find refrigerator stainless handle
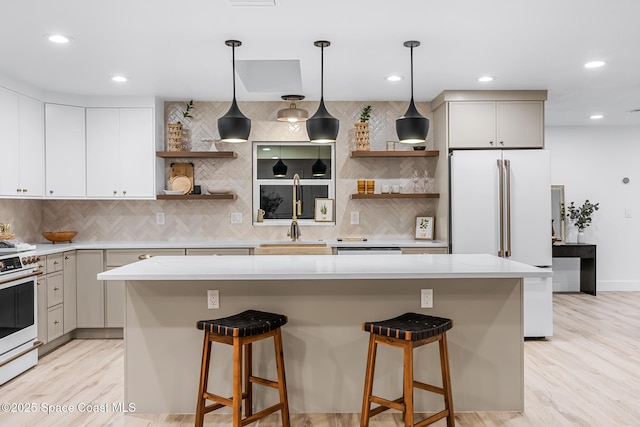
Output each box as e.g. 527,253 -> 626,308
505,159 -> 512,257
497,159 -> 505,257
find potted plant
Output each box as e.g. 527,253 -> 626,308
355,105 -> 372,151
320,203 -> 328,219
566,199 -> 599,243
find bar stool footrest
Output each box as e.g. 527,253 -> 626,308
243,403 -> 284,425
415,409 -> 450,427
249,375 -> 279,389
414,380 -> 445,395
203,391 -> 233,407
370,395 -> 405,412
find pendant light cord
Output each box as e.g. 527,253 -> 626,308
410,44 -> 414,103
320,44 -> 324,101
231,44 -> 236,100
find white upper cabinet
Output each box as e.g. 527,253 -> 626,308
0,88 -> 44,198
86,107 -> 154,199
45,104 -> 87,198
448,100 -> 544,149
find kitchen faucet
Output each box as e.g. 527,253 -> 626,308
289,173 -> 302,241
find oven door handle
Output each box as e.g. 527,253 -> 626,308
0,270 -> 42,286
0,341 -> 43,369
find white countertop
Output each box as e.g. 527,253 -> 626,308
97,253 -> 550,281
33,239 -> 447,256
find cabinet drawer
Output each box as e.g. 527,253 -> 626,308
401,247 -> 448,254
47,304 -> 64,341
106,248 -> 185,267
186,248 -> 251,256
46,271 -> 64,307
46,253 -> 63,273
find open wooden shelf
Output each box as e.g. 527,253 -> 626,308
156,193 -> 237,200
350,150 -> 439,158
156,151 -> 237,158
350,193 -> 439,200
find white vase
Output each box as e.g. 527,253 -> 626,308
577,231 -> 586,244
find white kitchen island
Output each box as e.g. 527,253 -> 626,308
97,253 -> 550,415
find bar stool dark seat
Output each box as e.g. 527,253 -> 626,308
195,309 -> 290,427
360,312 -> 455,427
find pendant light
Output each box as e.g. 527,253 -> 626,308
311,147 -> 327,177
272,147 -> 288,177
306,40 -> 339,143
396,40 -> 429,144
277,95 -> 309,122
218,40 -> 251,143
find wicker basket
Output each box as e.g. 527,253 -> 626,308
355,122 -> 370,151
167,122 -> 184,151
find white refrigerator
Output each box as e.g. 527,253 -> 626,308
450,149 -> 553,337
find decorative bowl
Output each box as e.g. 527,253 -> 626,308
42,231 -> 77,244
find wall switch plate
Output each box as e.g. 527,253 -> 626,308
421,289 -> 433,308
156,212 -> 165,225
350,211 -> 360,225
207,290 -> 219,309
230,212 -> 242,224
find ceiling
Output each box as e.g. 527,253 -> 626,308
1,0 -> 639,126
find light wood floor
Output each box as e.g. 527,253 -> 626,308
1,292 -> 639,426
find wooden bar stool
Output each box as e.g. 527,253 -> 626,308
195,310 -> 290,427
361,312 -> 455,427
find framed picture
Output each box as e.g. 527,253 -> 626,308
415,216 -> 434,240
314,198 -> 334,222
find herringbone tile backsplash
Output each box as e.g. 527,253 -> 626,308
4,101 -> 440,243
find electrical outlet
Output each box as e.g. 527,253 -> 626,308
351,211 -> 360,225
156,212 -> 165,225
207,290 -> 219,309
230,212 -> 242,224
421,289 -> 433,308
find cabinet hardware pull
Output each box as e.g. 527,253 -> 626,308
123,190 -> 127,196
138,254 -> 152,260
489,141 -> 494,145
53,261 -> 59,265
16,189 -> 22,193
54,287 -> 60,291
113,191 -> 117,195
49,190 -> 54,194
22,189 -> 27,192
64,256 -> 69,260
499,141 -> 504,145
54,320 -> 59,324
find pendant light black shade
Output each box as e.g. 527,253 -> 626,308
312,158 -> 327,177
306,41 -> 339,143
218,40 -> 251,143
272,159 -> 288,177
396,40 -> 429,144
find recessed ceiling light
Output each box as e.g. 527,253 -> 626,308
584,61 -> 606,68
111,75 -> 128,83
477,76 -> 494,83
45,34 -> 72,44
590,114 -> 604,119
386,75 -> 403,82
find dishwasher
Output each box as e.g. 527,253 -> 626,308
336,247 -> 402,255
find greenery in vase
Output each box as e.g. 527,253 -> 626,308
182,100 -> 194,119
566,200 -> 599,231
359,105 -> 372,123
419,218 -> 430,230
